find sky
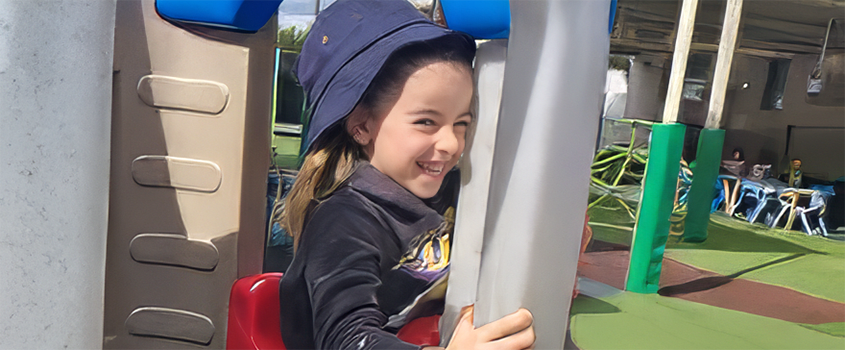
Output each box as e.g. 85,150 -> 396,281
277,0 -> 429,31
277,0 -> 337,30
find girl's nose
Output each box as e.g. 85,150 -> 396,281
434,126 -> 460,156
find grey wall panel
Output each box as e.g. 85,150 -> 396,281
0,1 -> 116,348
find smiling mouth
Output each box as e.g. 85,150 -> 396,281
417,162 -> 444,176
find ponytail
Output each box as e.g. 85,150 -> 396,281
281,126 -> 361,249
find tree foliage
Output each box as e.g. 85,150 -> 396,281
608,55 -> 632,71
278,25 -> 308,50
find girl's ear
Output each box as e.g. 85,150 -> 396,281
345,106 -> 372,146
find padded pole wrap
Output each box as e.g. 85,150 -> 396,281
683,128 -> 726,242
625,123 -> 685,293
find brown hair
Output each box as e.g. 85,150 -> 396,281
281,36 -> 475,249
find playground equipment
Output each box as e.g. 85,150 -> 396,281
1,0 -> 611,348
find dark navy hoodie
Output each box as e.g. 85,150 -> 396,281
279,162 -> 458,350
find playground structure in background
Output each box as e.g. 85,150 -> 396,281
588,119 -> 692,234
589,118 -> 835,242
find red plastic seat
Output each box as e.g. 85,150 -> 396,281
226,273 -> 441,349
227,273 -> 286,350
396,314 -> 441,347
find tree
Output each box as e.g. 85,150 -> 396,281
608,55 -> 632,71
278,25 -> 308,50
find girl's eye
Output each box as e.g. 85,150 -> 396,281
455,121 -> 470,128
414,119 -> 435,126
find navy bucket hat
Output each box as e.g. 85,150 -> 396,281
294,0 -> 475,150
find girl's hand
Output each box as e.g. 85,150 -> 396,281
443,305 -> 535,350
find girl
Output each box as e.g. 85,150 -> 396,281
278,0 -> 535,349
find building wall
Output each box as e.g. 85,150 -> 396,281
0,1 -> 115,348
619,51 -> 843,181
624,54 -> 668,121
723,54 -> 845,180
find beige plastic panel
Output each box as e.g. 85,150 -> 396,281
137,75 -> 230,114
129,233 -> 220,270
125,307 -> 216,345
103,1 -> 274,348
132,155 -> 222,192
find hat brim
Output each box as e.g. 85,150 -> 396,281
305,24 -> 474,150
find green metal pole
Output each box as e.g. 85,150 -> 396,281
683,129 -> 726,242
625,123 -> 686,293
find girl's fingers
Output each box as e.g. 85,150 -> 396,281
446,305 -> 478,350
477,308 -> 534,342
489,322 -> 535,350
459,305 -> 475,324
448,306 -> 536,350
452,306 -> 475,337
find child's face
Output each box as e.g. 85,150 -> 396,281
364,62 -> 473,198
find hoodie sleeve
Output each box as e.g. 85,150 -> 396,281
301,194 -> 421,350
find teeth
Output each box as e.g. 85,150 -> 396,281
417,162 -> 443,175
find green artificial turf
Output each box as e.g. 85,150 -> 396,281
570,292 -> 845,349
666,214 -> 845,303
581,187 -> 845,349
585,222 -> 633,247
588,207 -> 845,303
662,250 -> 798,276
740,254 -> 845,303
271,134 -> 301,170
800,322 -> 845,338
667,214 -> 820,254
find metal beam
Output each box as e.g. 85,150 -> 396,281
690,42 -> 794,59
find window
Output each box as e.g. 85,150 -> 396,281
761,59 -> 790,110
